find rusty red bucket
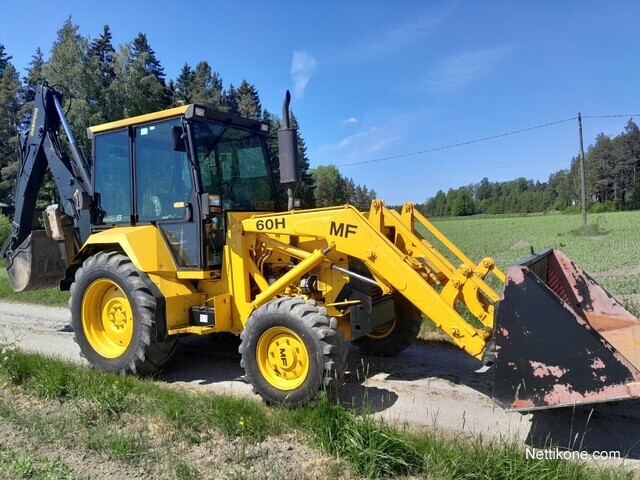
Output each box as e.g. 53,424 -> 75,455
492,249 -> 640,411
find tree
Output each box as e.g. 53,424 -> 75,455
0,43 -> 13,78
131,33 -> 165,83
312,165 -> 344,207
353,184 -> 376,211
0,63 -> 24,202
107,42 -> 170,118
174,63 -> 195,104
131,33 -> 171,107
190,61 -> 226,109
42,17 -> 96,152
88,25 -> 116,89
23,47 -> 44,106
231,80 -> 261,119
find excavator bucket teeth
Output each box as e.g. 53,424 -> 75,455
4,231 -> 68,292
492,249 -> 640,411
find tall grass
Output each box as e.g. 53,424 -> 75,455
0,347 -> 632,480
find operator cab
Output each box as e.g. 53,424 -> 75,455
88,105 -> 279,271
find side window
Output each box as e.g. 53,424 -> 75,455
135,120 -> 193,222
94,130 -> 131,224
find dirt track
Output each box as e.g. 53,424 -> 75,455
1,301 -> 639,472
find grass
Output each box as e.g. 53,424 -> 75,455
0,446 -> 84,480
431,211 -> 640,287
0,346 -> 633,480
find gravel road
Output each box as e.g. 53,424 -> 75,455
1,301 -> 639,472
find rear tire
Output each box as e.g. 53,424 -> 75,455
239,297 -> 347,407
352,294 -> 422,356
70,251 -> 177,375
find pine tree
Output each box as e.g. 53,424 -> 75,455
23,47 -> 44,106
131,33 -> 171,108
174,63 -> 195,104
233,80 -> 262,119
43,18 -> 96,153
225,84 -> 239,115
107,42 -> 169,118
289,112 -> 314,206
88,25 -> 116,87
0,62 -> 24,203
0,43 -> 13,78
191,61 -> 226,110
132,33 -> 165,84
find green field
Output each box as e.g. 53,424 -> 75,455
430,211 -> 640,314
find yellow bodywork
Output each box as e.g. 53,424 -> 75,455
78,201 -> 504,360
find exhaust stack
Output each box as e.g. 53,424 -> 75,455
277,91 -> 300,210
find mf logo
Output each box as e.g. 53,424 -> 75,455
330,221 -> 358,238
279,348 -> 288,367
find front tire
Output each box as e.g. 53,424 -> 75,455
352,294 -> 422,356
239,297 -> 347,407
70,251 -> 177,375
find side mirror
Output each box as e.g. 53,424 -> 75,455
171,126 -> 187,152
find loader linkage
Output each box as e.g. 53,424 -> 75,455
237,202 -> 640,411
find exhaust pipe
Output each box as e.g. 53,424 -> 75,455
278,91 -> 300,211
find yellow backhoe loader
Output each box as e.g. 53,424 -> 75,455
3,83 -> 640,410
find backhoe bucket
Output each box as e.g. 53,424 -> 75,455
4,231 -> 68,292
492,249 -> 640,411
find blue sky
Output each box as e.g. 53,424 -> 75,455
1,1 -> 639,205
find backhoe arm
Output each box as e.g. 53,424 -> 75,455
2,83 -> 93,291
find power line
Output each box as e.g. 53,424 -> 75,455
337,117 -> 577,167
336,113 -> 640,168
582,114 -> 640,119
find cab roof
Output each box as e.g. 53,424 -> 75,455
87,104 -> 268,138
88,105 -> 189,136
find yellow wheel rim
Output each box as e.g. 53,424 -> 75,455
81,279 -> 134,358
367,320 -> 396,340
256,327 -> 309,391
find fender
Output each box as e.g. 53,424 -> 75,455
77,226 -> 177,274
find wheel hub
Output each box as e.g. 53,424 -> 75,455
257,327 -> 309,390
81,279 -> 134,358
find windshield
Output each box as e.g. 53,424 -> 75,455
193,121 -> 276,211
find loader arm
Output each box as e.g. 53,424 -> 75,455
1,83 -> 93,291
236,201 -> 504,360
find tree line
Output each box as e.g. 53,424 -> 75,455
0,18 -> 375,209
419,119 -> 640,217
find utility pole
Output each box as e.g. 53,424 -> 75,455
578,113 -> 587,229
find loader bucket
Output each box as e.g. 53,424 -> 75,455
4,231 -> 68,292
492,249 -> 640,411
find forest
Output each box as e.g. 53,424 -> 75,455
0,18 -> 376,211
419,121 -> 640,217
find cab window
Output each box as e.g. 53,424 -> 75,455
135,120 -> 193,221
94,129 -> 131,225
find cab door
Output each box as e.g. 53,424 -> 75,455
133,119 -> 200,269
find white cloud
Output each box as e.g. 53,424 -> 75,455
290,50 -> 317,98
427,46 -> 514,93
338,127 -> 378,150
317,126 -> 378,153
341,117 -> 358,124
349,7 -> 451,60
366,136 -> 402,154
